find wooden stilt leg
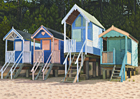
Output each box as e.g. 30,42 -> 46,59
86,61 -> 89,79
103,69 -> 106,79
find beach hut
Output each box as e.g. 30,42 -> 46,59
99,25 -> 139,82
0,27 -> 40,79
61,4 -> 105,83
31,25 -> 66,80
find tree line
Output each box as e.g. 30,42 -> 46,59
0,0 -> 140,64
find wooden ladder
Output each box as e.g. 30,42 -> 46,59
63,54 -> 85,83
110,65 -> 121,82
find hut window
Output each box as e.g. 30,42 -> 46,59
75,16 -> 81,27
42,40 -> 50,50
72,29 -> 81,42
15,41 -> 22,51
83,18 -> 86,26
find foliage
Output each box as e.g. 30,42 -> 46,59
0,0 -> 140,63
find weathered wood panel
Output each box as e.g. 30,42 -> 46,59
52,50 -> 60,63
23,51 -> 31,63
42,40 -> 50,50
102,52 -> 113,63
102,52 -> 107,63
127,51 -> 131,64
34,50 -> 44,63
6,51 -> 15,63
107,52 -> 113,63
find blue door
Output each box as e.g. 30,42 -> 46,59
42,40 -> 51,63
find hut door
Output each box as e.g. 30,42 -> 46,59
51,40 -> 59,51
51,39 -> 60,63
23,41 -> 30,63
42,40 -> 51,63
120,39 -> 125,64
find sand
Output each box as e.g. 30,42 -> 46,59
0,76 -> 140,99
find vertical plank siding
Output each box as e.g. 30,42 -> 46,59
34,50 -> 44,63
102,52 -> 107,63
23,51 -> 31,63
127,51 -> 131,64
102,52 -> 113,63
6,51 -> 15,63
52,50 -> 60,63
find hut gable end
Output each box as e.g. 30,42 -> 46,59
102,30 -> 125,38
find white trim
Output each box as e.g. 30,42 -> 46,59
3,29 -> 23,41
61,4 -> 90,24
33,39 -> 35,63
31,26 -> 53,39
64,22 -> 66,53
5,40 -> 7,63
23,40 -> 24,63
85,21 -> 88,54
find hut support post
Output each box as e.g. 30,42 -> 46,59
64,22 -> 66,53
85,21 -> 88,54
53,70 -> 58,77
103,69 -> 106,79
93,62 -> 96,77
5,40 -> 7,63
100,38 -> 102,64
33,39 -> 35,63
98,59 -> 101,76
23,39 -> 24,63
132,68 -> 136,76
26,69 -> 29,77
86,61 -> 89,79
65,61 -> 67,76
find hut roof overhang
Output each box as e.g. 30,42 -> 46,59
31,25 -> 69,41
99,25 -> 139,44
61,4 -> 105,29
3,27 -> 31,41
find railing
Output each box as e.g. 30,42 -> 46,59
42,51 -> 53,80
87,40 -> 93,47
0,51 -> 15,79
63,39 -> 76,76
34,50 -> 44,63
74,40 -> 87,82
23,51 -> 31,63
6,51 -> 15,63
127,51 -> 131,65
64,39 -> 76,53
102,48 -> 115,64
10,51 -> 23,79
119,53 -> 127,82
31,50 -> 44,80
52,50 -> 60,63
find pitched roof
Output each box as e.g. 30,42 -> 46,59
15,29 -> 32,40
99,25 -> 139,43
44,27 -> 69,40
3,27 -> 32,41
31,25 -> 69,40
61,4 -> 105,29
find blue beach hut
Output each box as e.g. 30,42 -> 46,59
61,4 -> 105,83
0,27 -> 40,79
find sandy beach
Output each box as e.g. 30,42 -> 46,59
0,75 -> 140,99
